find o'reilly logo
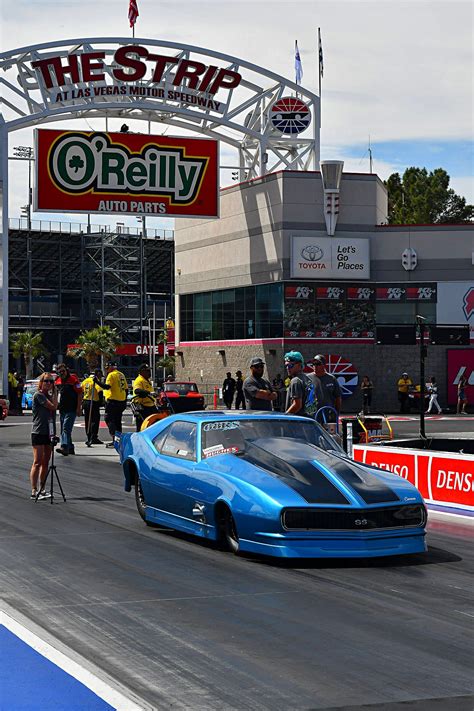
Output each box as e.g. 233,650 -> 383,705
48,132 -> 208,204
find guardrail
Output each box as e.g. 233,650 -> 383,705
9,218 -> 174,240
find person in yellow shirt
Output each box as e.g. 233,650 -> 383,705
94,362 -> 128,447
132,363 -> 157,431
82,369 -> 104,446
397,371 -> 413,413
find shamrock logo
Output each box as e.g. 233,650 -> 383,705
69,155 -> 84,173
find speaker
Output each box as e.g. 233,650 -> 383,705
430,325 -> 470,345
376,325 -> 417,345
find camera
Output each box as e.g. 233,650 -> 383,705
50,435 -> 60,446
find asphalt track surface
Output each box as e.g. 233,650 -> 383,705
1,413 -> 473,711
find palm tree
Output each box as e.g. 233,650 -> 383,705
67,325 -> 121,370
10,330 -> 48,379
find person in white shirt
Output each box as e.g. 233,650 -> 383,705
426,375 -> 442,415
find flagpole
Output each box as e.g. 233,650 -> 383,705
318,27 -> 322,128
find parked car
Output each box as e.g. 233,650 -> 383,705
0,397 -> 9,421
22,380 -> 40,410
159,381 -> 205,414
119,411 -> 427,559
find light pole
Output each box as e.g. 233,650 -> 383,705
416,315 -> 427,440
13,146 -> 34,230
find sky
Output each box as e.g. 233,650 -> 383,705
1,0 -> 473,232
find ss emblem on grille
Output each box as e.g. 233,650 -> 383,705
355,518 -> 368,526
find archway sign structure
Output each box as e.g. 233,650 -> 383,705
0,37 -> 320,393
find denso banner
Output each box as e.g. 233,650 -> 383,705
35,129 -> 219,217
290,236 -> 370,279
354,445 -> 474,514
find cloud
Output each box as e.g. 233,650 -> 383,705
2,0 -> 472,211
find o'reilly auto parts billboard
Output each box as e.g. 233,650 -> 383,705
291,236 -> 370,279
35,129 -> 219,218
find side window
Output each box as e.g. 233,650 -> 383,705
160,421 -> 197,461
152,424 -> 172,452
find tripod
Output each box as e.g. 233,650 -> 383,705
34,442 -> 66,504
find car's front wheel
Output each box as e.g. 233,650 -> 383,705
221,508 -> 240,554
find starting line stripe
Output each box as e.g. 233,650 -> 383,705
0,606 -> 147,711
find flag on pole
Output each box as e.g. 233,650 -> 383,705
129,0 -> 139,28
318,28 -> 324,78
295,41 -> 303,85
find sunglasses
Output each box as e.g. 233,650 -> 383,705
285,361 -> 297,368
44,379 -> 55,383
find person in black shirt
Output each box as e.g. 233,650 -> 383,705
234,370 -> 246,410
243,357 -> 277,410
222,372 -> 236,409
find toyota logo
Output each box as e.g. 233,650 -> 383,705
354,518 -> 368,526
301,244 -> 323,261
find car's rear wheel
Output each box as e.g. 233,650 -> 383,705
135,474 -> 147,522
221,508 -> 240,554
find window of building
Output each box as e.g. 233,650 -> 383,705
376,302 -> 436,325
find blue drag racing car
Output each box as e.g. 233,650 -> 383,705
119,411 -> 427,559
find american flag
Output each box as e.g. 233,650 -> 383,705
129,0 -> 139,28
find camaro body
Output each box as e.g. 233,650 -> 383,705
120,411 -> 427,558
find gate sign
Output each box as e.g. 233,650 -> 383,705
35,129 -> 219,217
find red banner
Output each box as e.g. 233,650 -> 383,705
447,348 -> 474,405
354,445 -> 474,513
35,129 -> 219,218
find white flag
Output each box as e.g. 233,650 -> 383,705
295,41 -> 303,84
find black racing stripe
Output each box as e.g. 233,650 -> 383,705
239,442 -> 349,505
313,452 -> 400,504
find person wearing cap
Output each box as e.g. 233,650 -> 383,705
94,362 -> 128,446
81,368 -> 104,445
397,371 -> 413,413
132,363 -> 158,431
222,371 -> 236,409
234,370 -> 246,410
55,363 -> 83,455
284,351 -> 313,416
243,357 -> 277,410
309,355 -> 342,419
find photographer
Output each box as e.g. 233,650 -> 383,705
30,373 -> 58,499
132,363 -> 158,431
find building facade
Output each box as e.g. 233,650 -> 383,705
8,219 -> 174,375
174,170 -> 473,411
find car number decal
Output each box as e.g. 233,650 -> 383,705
203,421 -> 239,431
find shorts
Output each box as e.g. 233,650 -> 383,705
31,433 -> 52,446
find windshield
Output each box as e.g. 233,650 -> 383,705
164,383 -> 199,395
201,418 -> 344,459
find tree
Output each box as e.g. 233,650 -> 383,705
67,325 -> 121,370
385,167 -> 473,224
156,328 -> 175,378
10,330 -> 48,379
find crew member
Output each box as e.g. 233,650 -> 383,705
55,363 -> 83,455
397,371 -> 413,413
284,351 -> 313,417
132,363 -> 157,431
95,362 -> 128,447
222,372 -> 236,409
243,357 -> 277,410
234,370 -> 246,410
82,369 -> 104,445
309,354 -> 342,420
